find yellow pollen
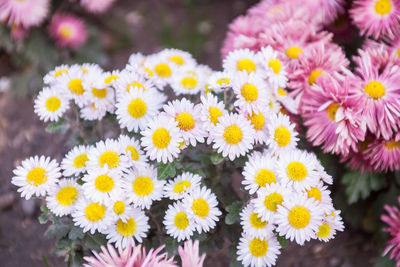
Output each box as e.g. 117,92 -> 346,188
84,203 -> 106,222
54,69 -> 68,77
264,192 -> 284,212
277,88 -> 287,96
152,128 -> 171,149
56,186 -> 78,206
68,79 -> 85,95
113,201 -> 125,215
241,83 -> 258,102
317,223 -> 331,238
126,146 -> 140,161
326,103 -> 340,121
285,46 -> 303,59
385,141 -> 400,149
144,68 -> 153,77
58,24 -> 72,39
127,82 -> 146,92
99,151 -> 120,169
364,80 -> 386,99
249,238 -> 268,257
174,212 -> 189,229
169,55 -> 185,65
217,78 -> 230,86
133,176 -> 154,196
208,107 -> 223,125
192,198 -> 210,218
288,206 -> 311,229
223,125 -> 243,145
287,162 -> 308,181
116,218 -> 136,236
155,63 -> 172,78
128,98 -> 147,118
95,174 -> 114,193
255,169 -> 276,187
73,153 -> 88,168
248,112 -> 265,130
92,88 -> 107,98
268,59 -> 282,74
307,187 -> 322,202
173,180 -> 191,193
397,48 -> 400,59
237,58 -> 256,73
375,0 -> 392,15
45,97 -> 61,112
175,112 -> 195,131
308,69 -> 323,85
249,213 -> 267,229
104,74 -> 118,84
81,67 -> 88,74
180,77 -> 198,90
27,168 -> 47,186
274,126 -> 291,147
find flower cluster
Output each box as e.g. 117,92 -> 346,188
381,197 -> 400,267
222,0 -> 400,173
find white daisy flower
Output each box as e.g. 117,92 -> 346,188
240,203 -> 275,239
252,183 -> 290,223
207,71 -> 231,94
314,212 -> 344,242
80,63 -> 103,75
114,69 -> 155,96
82,72 -> 115,110
242,152 -> 280,195
170,67 -> 206,95
115,88 -> 166,132
163,172 -> 202,200
46,178 -> 82,216
265,95 -> 282,115
275,194 -> 324,245
12,155 -> 61,200
82,168 -> 123,204
162,98 -> 207,146
118,135 -> 147,166
223,48 -> 261,74
80,103 -> 108,121
272,87 -> 298,115
107,197 -> 135,223
163,201 -> 196,242
276,149 -> 319,192
160,48 -> 197,68
72,197 -> 113,234
303,181 -> 332,213
242,109 -> 270,144
125,61 -> 165,90
86,139 -> 130,174
144,54 -> 177,83
57,65 -> 89,107
34,87 -> 69,122
122,165 -> 165,209
199,93 -> 227,132
43,64 -> 70,85
183,186 -> 221,233
104,208 -> 150,248
141,115 -> 183,163
237,233 -> 281,267
103,70 -> 120,87
266,113 -> 298,153
128,52 -> 146,66
61,145 -> 90,177
231,71 -> 268,114
257,46 -> 288,89
211,113 -> 255,161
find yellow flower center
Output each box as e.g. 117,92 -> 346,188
116,218 -> 136,236
326,103 -> 340,121
287,162 -> 308,181
155,63 -> 172,78
173,180 -> 191,193
385,141 -> 400,149
126,146 -> 140,161
364,80 -> 386,99
397,48 -> 400,59
208,107 -> 223,125
27,167 -> 47,186
92,88 -> 107,98
99,151 -> 120,169
174,211 -> 189,229
56,186 -> 78,206
274,126 -> 291,147
127,82 -> 145,92
277,88 -> 287,96
73,153 -> 88,168
54,69 -> 68,77
241,83 -> 258,102
223,125 -> 243,145
58,24 -> 72,39
249,213 -> 267,229
175,112 -> 195,131
237,58 -> 256,73
255,169 -> 276,187
45,97 -> 61,112
68,79 -> 85,95
113,201 -> 125,215
192,198 -> 210,218
317,223 -> 331,238
248,112 -> 265,130
249,238 -> 268,257
95,174 -> 114,193
375,0 -> 392,15
133,176 -> 154,196
152,128 -> 171,149
264,192 -> 284,212
180,77 -> 198,90
169,55 -> 184,65
84,203 -> 106,222
217,78 -> 230,86
308,69 -> 323,85
128,98 -> 147,118
306,187 -> 322,202
144,68 -> 153,77
288,206 -> 311,229
285,46 -> 303,59
268,59 -> 282,74
104,74 -> 118,84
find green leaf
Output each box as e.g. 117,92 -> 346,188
210,152 -> 225,165
38,205 -> 50,224
277,235 -> 289,248
342,170 -> 386,204
225,201 -> 243,225
45,223 -> 71,240
375,254 -> 396,267
45,118 -> 69,134
164,237 -> 179,256
68,226 -> 85,240
156,162 -> 177,180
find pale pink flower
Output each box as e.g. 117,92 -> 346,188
81,0 -> 116,14
0,0 -> 49,28
365,135 -> 400,172
48,13 -> 88,49
178,240 -> 206,267
381,197 -> 400,266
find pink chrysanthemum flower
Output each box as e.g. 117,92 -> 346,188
48,13 -> 88,49
80,0 -> 115,14
360,42 -> 400,69
349,50 -> 400,140
301,75 -> 366,156
381,197 -> 400,266
350,0 -> 400,40
365,135 -> 400,172
178,240 -> 206,267
0,0 -> 49,28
